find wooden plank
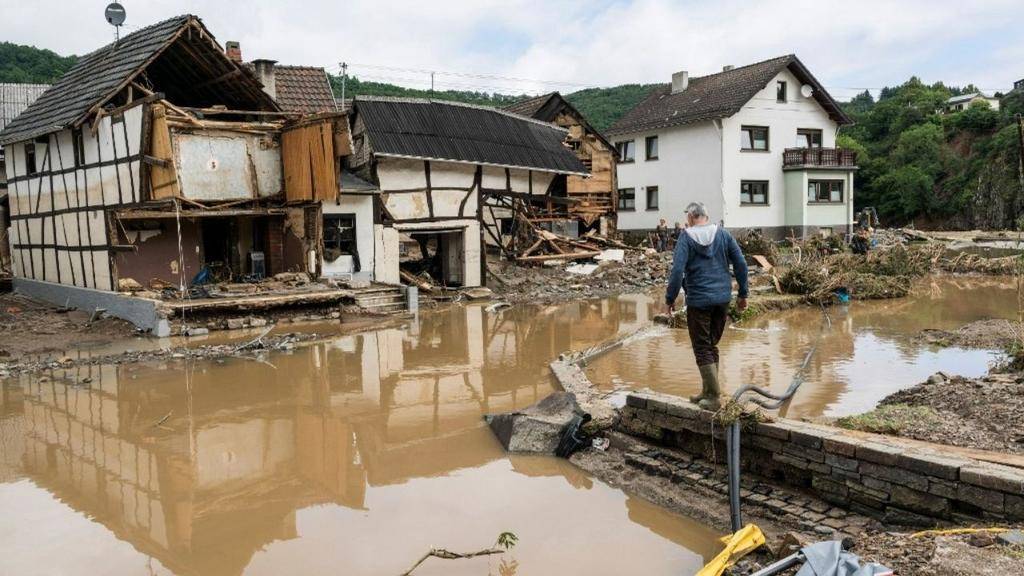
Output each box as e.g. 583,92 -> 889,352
517,250 -> 601,262
752,254 -> 773,271
148,105 -> 180,200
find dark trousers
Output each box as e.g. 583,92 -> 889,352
686,304 -> 729,366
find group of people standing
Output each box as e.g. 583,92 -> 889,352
653,218 -> 685,252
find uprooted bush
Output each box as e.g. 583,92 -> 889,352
736,229 -> 780,265
778,244 -> 935,303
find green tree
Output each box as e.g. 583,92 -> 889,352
0,42 -> 77,83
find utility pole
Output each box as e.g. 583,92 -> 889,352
1017,113 -> 1024,186
430,71 -> 435,97
339,62 -> 348,111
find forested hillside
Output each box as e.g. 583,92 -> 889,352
839,80 -> 1023,229
328,74 -> 658,132
0,42 -> 76,83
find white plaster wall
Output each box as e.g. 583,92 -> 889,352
614,121 -> 723,230
721,68 -> 839,230
373,224 -> 401,285
173,131 -> 282,201
4,104 -> 142,290
322,194 -> 375,281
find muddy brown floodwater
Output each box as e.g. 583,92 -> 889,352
587,276 -> 1017,418
0,301 -> 723,576
0,276 -> 1015,575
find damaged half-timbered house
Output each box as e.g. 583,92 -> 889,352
501,92 -> 619,236
339,96 -> 589,289
0,15 -> 349,332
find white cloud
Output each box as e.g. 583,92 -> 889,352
1,0 -> 1021,98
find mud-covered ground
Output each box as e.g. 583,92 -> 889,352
838,372 -> 1024,454
732,530 -> 1024,575
922,318 -> 1019,349
840,317 -> 1024,453
0,293 -> 139,358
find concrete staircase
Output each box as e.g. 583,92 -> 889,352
351,285 -> 407,315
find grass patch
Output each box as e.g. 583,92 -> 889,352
835,404 -> 943,434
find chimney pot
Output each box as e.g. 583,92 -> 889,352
723,65 -> 734,72
252,59 -> 278,100
671,71 -> 689,94
225,41 -> 242,63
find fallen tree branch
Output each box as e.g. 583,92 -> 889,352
400,547 -> 505,575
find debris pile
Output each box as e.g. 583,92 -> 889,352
778,243 -> 939,303
490,248 -> 672,304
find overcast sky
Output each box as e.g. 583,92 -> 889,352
3,0 -> 1022,100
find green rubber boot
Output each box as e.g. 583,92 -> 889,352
694,363 -> 722,411
691,363 -> 721,410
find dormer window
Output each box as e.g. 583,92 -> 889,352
777,81 -> 787,103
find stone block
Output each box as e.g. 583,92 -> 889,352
652,412 -> 685,432
883,506 -> 937,528
830,468 -> 860,482
1007,494 -> 1024,520
825,453 -> 860,472
812,476 -> 849,499
752,434 -> 783,452
753,422 -> 790,440
960,463 -> 1024,494
773,452 -> 809,470
808,461 -> 831,475
898,452 -> 968,481
891,484 -> 950,517
226,317 -> 247,330
625,395 -> 647,409
957,483 -> 1005,514
856,442 -> 903,466
861,462 -> 929,492
784,443 -> 825,463
664,400 -> 695,419
847,479 -> 890,503
821,435 -> 859,458
789,428 -> 824,449
928,478 -> 958,499
997,530 -> 1024,546
861,475 -> 893,495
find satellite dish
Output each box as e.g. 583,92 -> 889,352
800,84 -> 814,98
105,2 -> 126,27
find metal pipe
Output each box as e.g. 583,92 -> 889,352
749,552 -> 804,576
727,421 -> 742,532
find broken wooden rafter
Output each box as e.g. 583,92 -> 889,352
516,250 -> 601,263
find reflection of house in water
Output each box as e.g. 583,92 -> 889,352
2,299 -> 639,574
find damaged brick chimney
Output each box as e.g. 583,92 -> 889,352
252,59 -> 278,100
225,41 -> 242,63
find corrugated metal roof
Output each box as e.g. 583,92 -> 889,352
606,55 -> 851,137
355,96 -> 586,175
0,83 -> 50,132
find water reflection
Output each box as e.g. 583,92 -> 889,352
588,276 -> 1013,418
0,301 -> 719,576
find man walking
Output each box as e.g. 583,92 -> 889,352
665,203 -> 749,410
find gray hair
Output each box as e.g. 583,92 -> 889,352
685,202 -> 708,219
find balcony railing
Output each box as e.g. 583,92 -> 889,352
783,147 -> 858,169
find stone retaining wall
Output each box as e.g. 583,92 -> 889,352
621,391 -> 1024,525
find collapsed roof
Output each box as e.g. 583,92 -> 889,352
0,14 -> 278,145
354,96 -> 588,175
500,91 -> 617,155
606,55 -> 852,137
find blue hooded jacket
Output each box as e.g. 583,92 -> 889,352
665,225 -> 749,308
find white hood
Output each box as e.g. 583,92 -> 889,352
685,223 -> 718,246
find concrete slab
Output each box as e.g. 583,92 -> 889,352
14,278 -> 170,336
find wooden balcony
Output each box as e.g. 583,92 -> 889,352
783,147 -> 858,170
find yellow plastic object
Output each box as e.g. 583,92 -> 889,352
696,523 -> 766,576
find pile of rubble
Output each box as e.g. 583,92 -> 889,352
116,271 -> 335,301
490,248 -> 673,304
